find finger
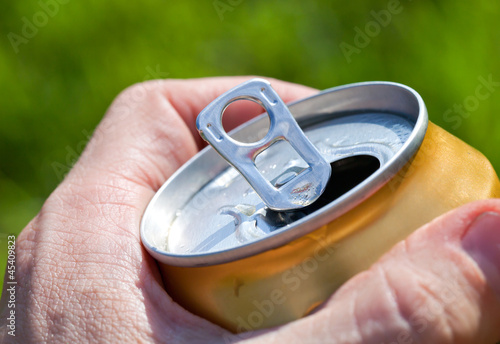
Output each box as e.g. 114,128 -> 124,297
21,76 -> 316,261
69,76 -> 318,191
238,199 -> 500,344
162,76 -> 319,146
23,77 -> 316,274
34,77 -> 315,243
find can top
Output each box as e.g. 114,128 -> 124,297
141,81 -> 428,267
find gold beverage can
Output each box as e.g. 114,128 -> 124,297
140,80 -> 500,333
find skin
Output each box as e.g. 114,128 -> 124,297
1,76 -> 499,343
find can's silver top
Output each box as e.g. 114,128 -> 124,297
141,82 -> 428,266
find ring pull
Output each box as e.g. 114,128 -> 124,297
196,78 -> 331,211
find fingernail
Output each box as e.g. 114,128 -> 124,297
462,212 -> 500,298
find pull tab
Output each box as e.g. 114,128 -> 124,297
196,78 -> 331,211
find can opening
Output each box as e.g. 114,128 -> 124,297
299,155 -> 380,214
255,139 -> 309,188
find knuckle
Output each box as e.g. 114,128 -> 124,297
106,80 -> 168,122
113,79 -> 178,110
379,262 -> 461,343
117,80 -> 162,102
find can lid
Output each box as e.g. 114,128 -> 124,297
141,81 -> 428,266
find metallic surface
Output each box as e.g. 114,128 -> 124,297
141,82 -> 500,332
142,82 -> 428,266
165,112 -> 412,256
196,78 -> 332,211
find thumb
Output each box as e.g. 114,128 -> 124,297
243,199 -> 500,344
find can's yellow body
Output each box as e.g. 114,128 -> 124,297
161,122 -> 500,332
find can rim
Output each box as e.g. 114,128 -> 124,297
140,81 -> 428,267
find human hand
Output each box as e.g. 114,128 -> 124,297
1,77 -> 499,343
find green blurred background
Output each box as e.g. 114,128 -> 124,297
1,0 -> 499,285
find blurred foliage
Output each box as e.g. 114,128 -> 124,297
1,0 -> 499,285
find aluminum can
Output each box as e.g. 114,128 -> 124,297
141,81 -> 500,333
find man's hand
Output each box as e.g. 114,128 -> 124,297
1,77 -> 499,343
